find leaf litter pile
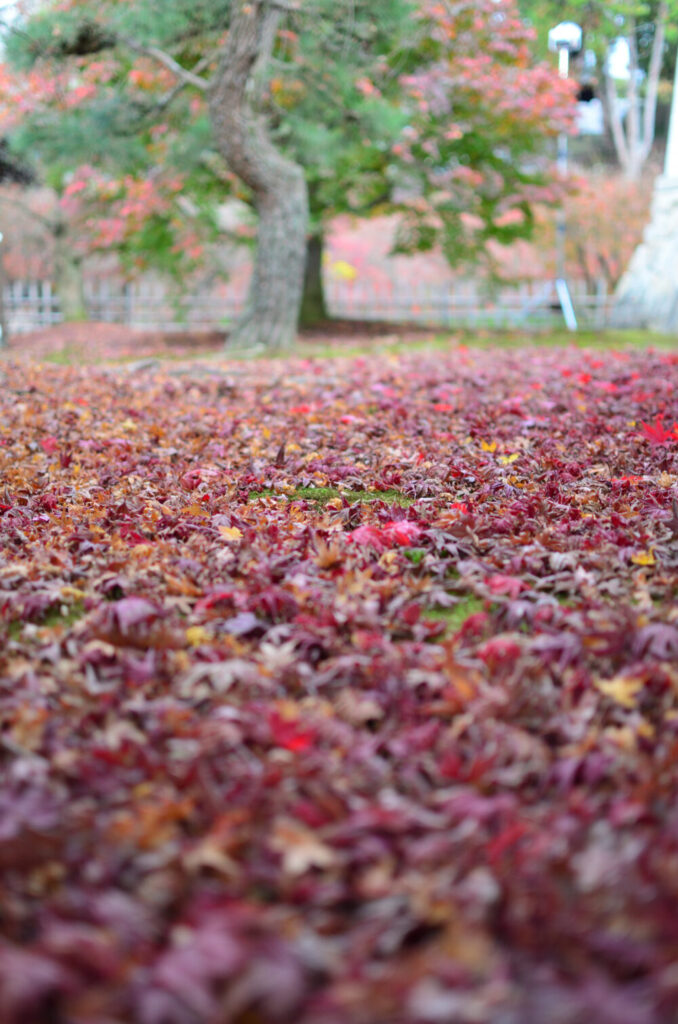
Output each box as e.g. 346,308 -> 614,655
1,344 -> 678,1024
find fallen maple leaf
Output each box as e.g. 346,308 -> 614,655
349,524 -> 389,551
486,574 -> 527,598
268,709 -> 315,753
631,550 -> 655,567
40,436 -> 59,454
270,818 -> 337,875
112,597 -> 159,630
639,417 -> 678,444
185,626 -> 211,647
383,520 -> 422,546
218,525 -> 243,541
595,676 -> 644,709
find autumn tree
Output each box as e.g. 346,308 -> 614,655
0,185 -> 91,322
519,0 -> 677,180
0,39 -> 225,320
0,141 -> 34,345
1,0 -> 575,348
508,173 -> 654,290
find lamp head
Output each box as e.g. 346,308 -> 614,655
548,22 -> 583,55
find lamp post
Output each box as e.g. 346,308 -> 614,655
548,21 -> 582,332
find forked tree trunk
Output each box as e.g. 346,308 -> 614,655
209,0 -> 308,350
602,3 -> 668,182
300,234 -> 328,327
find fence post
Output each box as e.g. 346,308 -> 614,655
595,277 -> 607,329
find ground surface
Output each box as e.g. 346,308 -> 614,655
11,320 -> 440,365
1,335 -> 678,1023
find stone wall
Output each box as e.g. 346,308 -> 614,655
612,177 -> 678,332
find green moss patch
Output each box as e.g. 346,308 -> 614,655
423,595 -> 485,632
249,487 -> 414,506
5,601 -> 86,640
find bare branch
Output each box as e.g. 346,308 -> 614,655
250,4 -> 283,105
120,37 -> 209,92
0,191 -> 56,233
640,0 -> 668,165
604,67 -> 631,174
155,48 -> 221,110
626,20 -> 640,176
0,14 -> 39,46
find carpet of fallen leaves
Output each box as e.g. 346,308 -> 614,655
1,342 -> 678,1024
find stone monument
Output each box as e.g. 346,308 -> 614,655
613,58 -> 678,332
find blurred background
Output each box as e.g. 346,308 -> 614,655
0,0 -> 674,341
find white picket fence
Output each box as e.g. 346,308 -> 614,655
3,274 -> 612,335
5,280 -> 61,333
326,276 -> 611,329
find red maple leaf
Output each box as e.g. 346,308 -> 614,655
639,417 -> 678,444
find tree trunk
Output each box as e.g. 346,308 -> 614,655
604,69 -> 632,177
602,5 -> 668,182
0,242 -> 8,348
53,233 -> 87,321
209,1 -> 308,350
300,234 -> 328,327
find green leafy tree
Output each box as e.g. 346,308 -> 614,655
0,0 -> 575,347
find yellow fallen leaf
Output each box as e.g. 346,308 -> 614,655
498,453 -> 520,465
481,440 -> 497,452
595,676 -> 644,709
631,550 -> 655,567
121,418 -> 138,432
218,526 -> 243,541
181,503 -> 210,517
331,260 -> 358,282
186,626 -> 211,647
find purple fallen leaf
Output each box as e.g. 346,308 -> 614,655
112,597 -> 159,631
223,611 -> 263,637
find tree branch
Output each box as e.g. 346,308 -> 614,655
155,48 -> 221,110
0,191 -> 56,233
626,20 -> 641,177
120,37 -> 209,92
640,0 -> 667,165
604,66 -> 631,174
250,4 -> 283,105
